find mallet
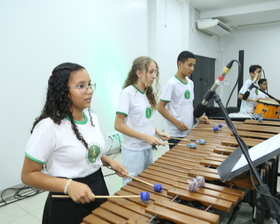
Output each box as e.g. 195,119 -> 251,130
126,174 -> 163,192
106,166 -> 163,192
209,121 -> 223,128
165,142 -> 197,149
170,137 -> 206,145
192,126 -> 219,132
52,191 -> 150,202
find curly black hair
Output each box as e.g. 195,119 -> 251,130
31,62 -> 94,149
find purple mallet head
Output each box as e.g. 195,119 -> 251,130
140,192 -> 150,201
153,183 -> 163,192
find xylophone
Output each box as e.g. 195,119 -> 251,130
81,119 -> 279,224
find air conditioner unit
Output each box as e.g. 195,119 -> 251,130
197,19 -> 232,36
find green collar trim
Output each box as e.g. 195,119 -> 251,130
175,75 -> 188,84
132,84 -> 145,94
65,112 -> 88,124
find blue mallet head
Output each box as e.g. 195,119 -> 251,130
218,124 -> 223,128
213,126 -> 219,132
140,192 -> 150,201
187,143 -> 197,149
197,139 -> 206,145
153,183 -> 163,192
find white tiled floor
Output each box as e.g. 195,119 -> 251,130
0,145 -> 279,224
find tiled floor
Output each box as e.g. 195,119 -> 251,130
0,145 -> 278,224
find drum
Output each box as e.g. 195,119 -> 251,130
254,99 -> 280,119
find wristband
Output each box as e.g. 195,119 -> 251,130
64,179 -> 73,194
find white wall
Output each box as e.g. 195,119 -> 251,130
0,0 -> 148,191
148,0 -> 191,131
221,23 -> 280,107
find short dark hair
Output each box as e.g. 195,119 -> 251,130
258,78 -> 267,85
249,65 -> 262,73
177,51 -> 196,65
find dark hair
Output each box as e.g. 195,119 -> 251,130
258,78 -> 267,85
177,51 -> 196,66
123,56 -> 160,110
31,62 -> 94,149
249,65 -> 262,74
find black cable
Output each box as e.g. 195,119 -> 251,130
0,185 -> 43,207
105,136 -> 114,156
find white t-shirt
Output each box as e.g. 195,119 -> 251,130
116,85 -> 155,150
239,79 -> 267,113
160,75 -> 194,137
25,112 -> 106,178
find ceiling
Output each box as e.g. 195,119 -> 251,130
188,0 -> 280,28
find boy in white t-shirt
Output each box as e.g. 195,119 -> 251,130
238,65 -> 267,113
157,51 -> 209,149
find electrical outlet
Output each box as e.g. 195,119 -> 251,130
107,133 -> 111,139
111,132 -> 115,138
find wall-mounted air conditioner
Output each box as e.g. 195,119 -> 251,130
197,19 -> 232,36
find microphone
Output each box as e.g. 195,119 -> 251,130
193,60 -> 234,118
242,71 -> 261,100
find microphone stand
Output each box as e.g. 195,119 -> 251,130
251,84 -> 280,104
212,92 -> 280,224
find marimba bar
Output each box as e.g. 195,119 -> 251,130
81,119 -> 279,224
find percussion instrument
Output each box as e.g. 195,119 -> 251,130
81,120 -> 279,224
254,99 -> 280,119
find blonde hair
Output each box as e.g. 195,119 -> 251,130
123,56 -> 160,110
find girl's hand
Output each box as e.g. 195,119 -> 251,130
156,130 -> 170,141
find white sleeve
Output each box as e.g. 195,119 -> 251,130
25,120 -> 56,164
116,89 -> 131,116
239,80 -> 251,95
160,81 -> 173,102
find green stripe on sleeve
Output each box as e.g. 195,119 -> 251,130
116,111 -> 128,117
25,152 -> 45,164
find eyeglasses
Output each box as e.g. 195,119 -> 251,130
69,83 -> 96,94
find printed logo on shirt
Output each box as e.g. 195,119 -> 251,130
87,143 -> 101,163
255,89 -> 259,95
146,107 -> 152,119
184,90 -> 191,99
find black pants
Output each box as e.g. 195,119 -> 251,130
42,168 -> 109,224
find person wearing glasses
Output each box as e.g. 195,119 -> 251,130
21,62 -> 127,224
238,65 -> 267,113
114,56 -> 170,186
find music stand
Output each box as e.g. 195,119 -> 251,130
217,133 -> 280,182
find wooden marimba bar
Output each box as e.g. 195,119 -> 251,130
81,119 -> 279,224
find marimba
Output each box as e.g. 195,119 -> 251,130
81,120 -> 279,224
